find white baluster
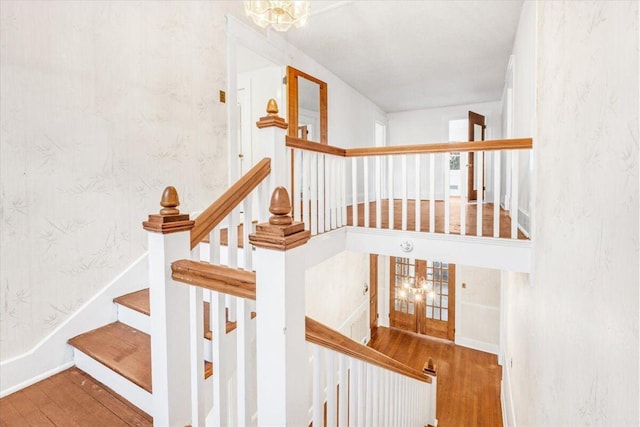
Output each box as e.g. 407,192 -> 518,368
227,209 -> 238,323
401,155 -> 408,231
209,226 -> 221,265
352,157 -> 358,226
312,345 -> 323,427
236,298 -> 252,426
365,365 -> 373,427
375,156 -> 382,229
348,358 -> 357,427
326,349 -> 337,427
415,155 -> 421,232
310,152 -> 318,236
476,151 -> 484,237
371,366 -> 380,425
388,156 -> 394,230
303,152 -> 311,232
330,156 -> 337,230
429,155 -> 435,232
294,150 -> 302,222
338,354 -> 349,427
318,154 -> 325,234
357,360 -> 366,426
460,152 -> 468,236
364,156 -> 370,228
243,196 -> 253,271
511,150 -> 519,239
494,151 -> 502,238
341,158 -> 347,226
444,152 -> 451,234
210,291 -> 229,426
324,156 -> 331,231
189,286 -> 205,427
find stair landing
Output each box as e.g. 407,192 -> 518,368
0,367 -> 153,426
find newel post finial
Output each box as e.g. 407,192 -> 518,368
248,187 -> 310,250
256,99 -> 288,130
142,186 -> 195,234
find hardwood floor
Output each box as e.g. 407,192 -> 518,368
0,367 -> 153,427
348,198 -> 528,239
369,327 -> 503,427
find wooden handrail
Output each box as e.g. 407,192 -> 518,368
345,138 -> 532,156
305,317 -> 431,384
190,158 -> 271,249
286,136 -> 347,157
172,259 -> 256,300
285,136 -> 532,158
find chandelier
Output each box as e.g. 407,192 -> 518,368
398,276 -> 435,302
244,1 -> 311,32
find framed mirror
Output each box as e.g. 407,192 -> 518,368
286,66 -> 328,144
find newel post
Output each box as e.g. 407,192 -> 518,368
249,187 -> 311,426
256,99 -> 288,191
142,186 -> 194,427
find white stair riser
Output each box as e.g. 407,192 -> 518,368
116,303 -> 213,362
116,305 -> 150,335
73,349 -> 153,415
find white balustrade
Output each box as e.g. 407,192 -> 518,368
307,342 -> 436,427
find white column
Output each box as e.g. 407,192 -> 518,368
258,123 -> 288,193
254,245 -> 309,426
147,228 -> 193,426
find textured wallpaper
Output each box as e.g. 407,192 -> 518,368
0,1 -> 242,360
506,1 -> 639,426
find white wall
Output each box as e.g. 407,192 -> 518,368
510,0 -> 537,234
504,2 -> 639,426
305,251 -> 369,338
0,1 -> 245,361
455,265 -> 500,354
387,101 -> 502,201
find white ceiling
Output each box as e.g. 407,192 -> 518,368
283,0 -> 523,113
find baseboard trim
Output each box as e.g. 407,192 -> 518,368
501,349 -> 517,427
454,336 -> 499,355
0,361 -> 75,398
0,252 -> 149,396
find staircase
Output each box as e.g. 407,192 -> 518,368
66,289 -> 215,416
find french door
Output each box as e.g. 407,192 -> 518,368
389,257 -> 455,341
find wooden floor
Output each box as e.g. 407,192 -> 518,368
348,198 -> 527,239
0,367 -> 153,427
369,327 -> 503,427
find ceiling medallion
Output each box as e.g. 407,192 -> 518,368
244,1 -> 310,32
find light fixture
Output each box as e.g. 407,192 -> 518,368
244,1 -> 310,32
399,276 -> 435,301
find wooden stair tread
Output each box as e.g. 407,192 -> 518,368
114,288 -> 250,339
68,322 -> 212,394
68,322 -> 152,392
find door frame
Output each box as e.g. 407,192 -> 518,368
467,111 -> 486,201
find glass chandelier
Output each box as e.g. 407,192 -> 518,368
398,276 -> 436,302
244,1 -> 311,32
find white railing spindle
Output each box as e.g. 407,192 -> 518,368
364,156 -> 370,228
401,155 -> 408,231
338,354 -> 349,427
326,350 -> 337,427
388,156 -> 394,230
375,156 -> 382,229
429,155 -> 435,233
460,152 -> 468,236
493,151 -> 501,238
444,152 -> 451,234
318,154 -> 325,234
511,150 -> 519,239
294,151 -> 302,223
476,151 -> 484,237
303,152 -> 310,232
415,155 -> 421,232
310,152 -> 318,236
352,157 -> 358,226
312,345 -> 323,427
